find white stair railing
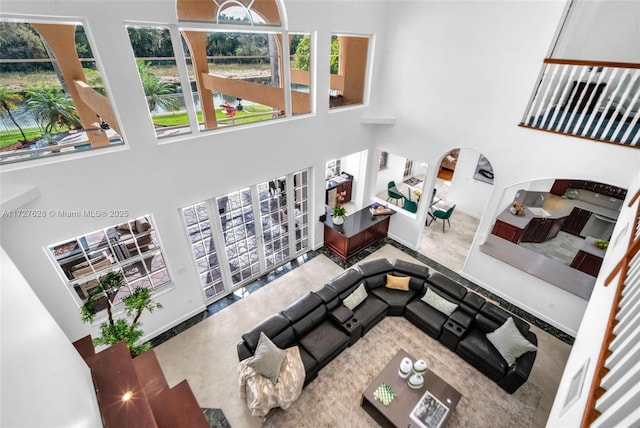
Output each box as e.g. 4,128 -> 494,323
582,189 -> 640,427
520,59 -> 640,147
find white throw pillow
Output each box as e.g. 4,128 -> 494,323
421,287 -> 458,316
486,317 -> 537,366
247,332 -> 286,384
343,282 -> 368,310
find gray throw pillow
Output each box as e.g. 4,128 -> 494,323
247,332 -> 286,384
421,287 -> 458,316
486,317 -> 537,366
343,282 -> 368,310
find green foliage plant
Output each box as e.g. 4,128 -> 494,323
0,88 -> 28,142
81,271 -> 162,357
136,60 -> 180,113
25,85 -> 81,134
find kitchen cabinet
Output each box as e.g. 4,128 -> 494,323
549,180 -> 572,197
570,250 -> 603,277
491,220 -> 524,244
521,217 -> 565,243
562,207 -> 592,236
323,207 -> 391,260
325,173 -> 353,205
570,237 -> 606,277
550,179 -> 627,200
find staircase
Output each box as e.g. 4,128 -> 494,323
73,336 -> 208,427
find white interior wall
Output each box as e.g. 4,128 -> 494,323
445,148 -> 495,219
0,247 -> 102,427
2,0 -> 637,341
0,0 -> 388,343
367,0 -> 640,334
374,151 -> 407,198
1,2 -> 640,424
546,169 -> 640,427
554,0 -> 640,62
339,150 -> 363,206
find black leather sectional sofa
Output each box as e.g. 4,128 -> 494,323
237,258 -> 537,394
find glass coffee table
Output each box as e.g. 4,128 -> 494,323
361,348 -> 461,428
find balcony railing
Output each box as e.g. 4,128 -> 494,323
520,59 -> 640,147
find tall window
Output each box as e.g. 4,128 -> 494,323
217,188 -> 260,284
181,29 -> 285,130
329,34 -> 370,109
182,202 -> 224,299
49,216 -> 170,311
0,20 -> 122,164
174,0 -> 314,133
127,25 -> 192,139
181,169 -> 310,302
289,33 -> 313,115
292,170 -> 310,252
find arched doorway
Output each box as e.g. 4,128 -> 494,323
419,147 -> 495,272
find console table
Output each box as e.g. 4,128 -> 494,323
323,207 -> 392,260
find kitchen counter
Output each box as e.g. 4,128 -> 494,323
479,235 -> 595,300
579,236 -> 607,258
324,206 -> 391,238
323,206 -> 392,260
496,194 -> 620,229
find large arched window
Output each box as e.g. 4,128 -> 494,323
170,0 -> 312,132
177,0 -> 283,26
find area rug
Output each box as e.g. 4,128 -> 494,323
263,317 -> 543,428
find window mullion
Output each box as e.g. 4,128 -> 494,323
282,31 -> 292,118
286,172 -> 297,253
251,185 -> 268,273
207,198 -> 234,293
170,25 -> 200,134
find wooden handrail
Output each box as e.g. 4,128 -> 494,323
544,58 -> 640,69
581,194 -> 640,426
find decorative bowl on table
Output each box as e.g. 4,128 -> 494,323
594,240 -> 609,250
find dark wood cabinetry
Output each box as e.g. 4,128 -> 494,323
550,179 -> 627,200
493,216 -> 566,244
491,220 -> 524,244
335,180 -> 352,202
323,208 -> 391,260
562,207 -> 591,236
570,250 -> 603,277
521,217 -> 565,243
325,174 -> 353,205
549,180 -> 572,197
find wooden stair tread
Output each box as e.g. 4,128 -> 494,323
72,334 -> 96,362
86,341 -> 158,428
147,380 -> 209,428
132,349 -> 170,400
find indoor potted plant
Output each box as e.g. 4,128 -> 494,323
331,190 -> 347,225
81,271 -> 162,357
